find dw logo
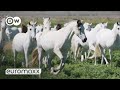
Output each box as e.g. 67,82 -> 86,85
6,16 -> 21,26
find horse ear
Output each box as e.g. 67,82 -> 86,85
90,23 -> 92,25
49,17 -> 50,20
117,22 -> 120,25
28,22 -> 31,25
105,22 -> 108,26
77,20 -> 82,26
77,20 -> 81,24
34,21 -> 37,25
102,22 -> 104,24
81,20 -> 84,23
28,22 -> 30,25
27,24 -> 29,27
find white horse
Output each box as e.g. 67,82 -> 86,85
71,22 -> 91,61
0,17 -> 6,46
70,22 -> 107,61
93,22 -> 120,65
35,24 -> 43,34
5,20 -> 38,41
5,26 -> 21,41
36,20 -> 86,75
84,22 -> 108,59
30,23 -> 62,68
42,17 -> 51,34
35,24 -> 44,43
0,16 -> 8,62
36,23 -> 62,41
12,22 -> 36,67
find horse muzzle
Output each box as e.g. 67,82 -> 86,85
82,37 -> 87,43
32,37 -> 36,41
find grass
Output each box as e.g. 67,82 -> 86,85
1,16 -> 120,79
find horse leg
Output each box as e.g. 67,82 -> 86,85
2,56 -> 5,62
101,49 -> 105,65
102,51 -> 108,65
76,46 -> 80,58
46,52 -> 54,71
80,50 -> 84,61
87,49 -> 91,58
13,50 -> 17,68
8,35 -> 11,42
94,53 -> 97,65
74,48 -> 77,61
70,44 -> 75,60
108,49 -> 111,65
48,56 -> 52,70
43,56 -> 48,68
24,48 -> 28,67
38,47 -> 43,69
2,50 -> 6,62
94,44 -> 101,65
88,43 -> 95,58
101,54 -> 104,65
81,55 -> 84,62
37,47 -> 44,78
53,48 -> 64,72
22,55 -> 25,67
74,43 -> 79,61
99,46 -> 108,65
84,52 -> 87,60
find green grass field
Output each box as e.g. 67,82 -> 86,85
1,16 -> 120,79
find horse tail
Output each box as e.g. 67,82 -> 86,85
29,47 -> 38,67
88,43 -> 101,59
94,43 -> 101,57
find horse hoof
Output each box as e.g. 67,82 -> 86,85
106,63 -> 109,67
21,62 -> 25,67
50,67 -> 60,75
52,70 -> 60,75
50,67 -> 54,74
106,62 -> 109,65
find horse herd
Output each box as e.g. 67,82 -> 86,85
0,15 -> 120,75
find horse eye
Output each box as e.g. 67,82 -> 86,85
41,28 -> 43,32
78,27 -> 81,30
30,29 -> 32,30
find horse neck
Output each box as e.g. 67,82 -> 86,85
84,29 -> 90,37
43,24 -> 51,34
59,23 -> 74,41
112,26 -> 118,37
43,27 -> 50,32
112,28 -> 120,46
93,24 -> 102,32
26,30 -> 32,40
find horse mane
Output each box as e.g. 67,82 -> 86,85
56,24 -> 62,30
21,24 -> 27,33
